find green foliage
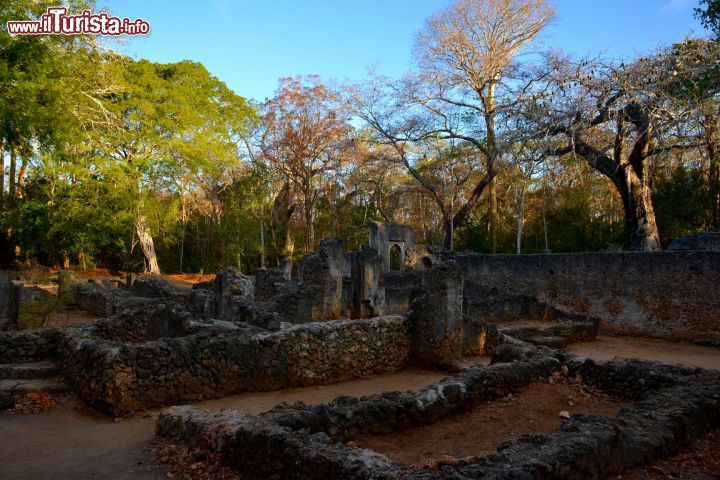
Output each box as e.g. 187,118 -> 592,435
696,0 -> 720,40
18,296 -> 58,330
654,166 -> 717,246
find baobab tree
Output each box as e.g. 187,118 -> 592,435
351,0 -> 555,251
541,41 -> 720,250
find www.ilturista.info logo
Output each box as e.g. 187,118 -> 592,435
6,7 -> 150,36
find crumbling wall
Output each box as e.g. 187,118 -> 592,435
67,315 -> 411,415
369,221 -> 416,271
0,273 -> 21,330
0,326 -> 64,362
156,347 -> 720,480
447,251 -> 720,342
408,263 -> 464,368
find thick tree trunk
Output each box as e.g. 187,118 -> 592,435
135,215 -> 161,275
571,112 -> 660,252
615,171 -> 661,251
272,182 -> 295,259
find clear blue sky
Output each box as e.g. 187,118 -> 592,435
97,0 -> 705,102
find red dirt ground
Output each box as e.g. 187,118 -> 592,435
569,335 -> 720,371
353,379 -> 631,467
0,369 -> 447,480
45,308 -> 100,327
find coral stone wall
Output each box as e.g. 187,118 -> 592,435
68,315 -> 411,416
0,327 -> 64,362
447,251 -> 720,342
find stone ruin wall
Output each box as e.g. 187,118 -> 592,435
446,251 -> 720,343
37,314 -> 409,416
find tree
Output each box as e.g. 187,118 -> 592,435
696,0 -> 720,40
351,0 -> 555,250
541,42 -> 720,250
58,57 -> 255,273
261,76 -> 354,254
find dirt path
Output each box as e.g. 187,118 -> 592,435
0,369 -> 446,480
569,335 -> 720,371
354,380 -> 630,467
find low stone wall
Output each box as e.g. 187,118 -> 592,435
67,315 -> 411,416
156,345 -> 720,480
0,326 -> 65,362
447,251 -> 720,342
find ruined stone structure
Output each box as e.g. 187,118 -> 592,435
1,224 -> 719,478
157,341 -> 720,479
447,251 -> 720,343
0,273 -> 21,330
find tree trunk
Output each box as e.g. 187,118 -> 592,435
259,191 -> 266,269
488,177 -> 498,253
0,140 -> 4,211
516,185 -> 525,254
302,181 -> 315,254
614,170 -> 661,251
179,197 -> 186,273
441,212 -> 453,251
135,215 -> 161,274
8,144 -> 16,202
542,183 -> 549,253
17,156 -> 28,197
706,116 -> 719,230
484,79 -> 499,254
272,182 -> 295,259
304,202 -> 314,254
78,249 -> 87,271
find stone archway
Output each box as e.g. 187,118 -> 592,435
389,244 -> 402,271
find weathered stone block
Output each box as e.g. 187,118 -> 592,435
0,273 -> 21,330
408,263 -> 464,368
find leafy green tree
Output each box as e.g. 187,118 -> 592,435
696,0 -> 720,40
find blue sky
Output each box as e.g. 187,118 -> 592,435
98,0 -> 706,102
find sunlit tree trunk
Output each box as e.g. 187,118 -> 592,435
135,214 -> 161,274
8,144 -> 16,202
179,196 -> 186,273
516,185 -> 525,254
0,140 -> 4,211
17,156 -> 28,198
615,170 -> 661,252
485,80 -> 499,253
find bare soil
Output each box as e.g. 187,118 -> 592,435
569,335 -> 720,371
162,273 -> 216,289
0,368 -> 446,480
44,308 -> 100,327
353,380 -> 631,467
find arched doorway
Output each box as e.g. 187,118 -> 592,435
421,256 -> 433,270
389,244 -> 402,271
